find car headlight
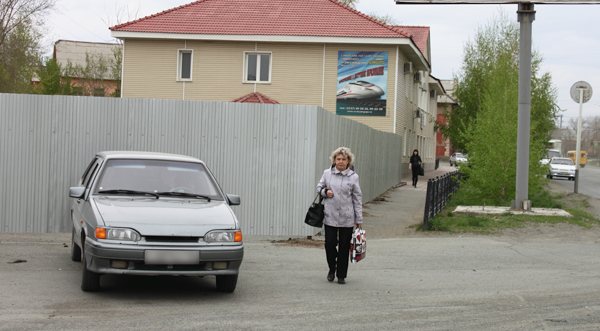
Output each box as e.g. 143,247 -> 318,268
204,231 -> 242,243
95,227 -> 141,241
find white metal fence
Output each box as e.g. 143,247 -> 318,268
0,93 -> 403,235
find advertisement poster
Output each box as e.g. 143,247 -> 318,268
336,51 -> 388,116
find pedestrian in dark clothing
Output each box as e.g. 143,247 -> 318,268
409,149 -> 422,187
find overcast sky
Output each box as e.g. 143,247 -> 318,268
45,0 -> 600,124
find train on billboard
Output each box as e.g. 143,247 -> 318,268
336,51 -> 388,116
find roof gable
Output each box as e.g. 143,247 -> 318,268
111,0 -> 411,39
231,92 -> 280,104
394,26 -> 429,55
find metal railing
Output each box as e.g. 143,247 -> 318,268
423,171 -> 463,230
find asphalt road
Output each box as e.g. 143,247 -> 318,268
1,231 -> 600,330
550,165 -> 600,199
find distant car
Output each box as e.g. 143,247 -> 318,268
547,157 -> 576,180
69,151 -> 243,292
336,80 -> 385,100
541,149 -> 561,166
449,153 -> 468,167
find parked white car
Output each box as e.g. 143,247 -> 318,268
69,151 -> 243,292
449,153 -> 468,167
547,157 -> 576,180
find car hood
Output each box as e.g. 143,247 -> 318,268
92,196 -> 238,237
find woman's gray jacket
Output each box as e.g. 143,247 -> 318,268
317,166 -> 363,228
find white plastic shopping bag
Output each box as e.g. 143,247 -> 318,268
351,227 -> 366,263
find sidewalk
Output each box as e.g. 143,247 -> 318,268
361,162 -> 457,239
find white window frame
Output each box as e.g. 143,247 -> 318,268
177,49 -> 193,82
243,51 -> 272,84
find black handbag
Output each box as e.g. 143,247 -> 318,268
419,166 -> 425,176
304,190 -> 325,228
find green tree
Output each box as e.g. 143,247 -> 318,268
64,52 -> 111,97
36,57 -> 73,95
0,0 -> 55,93
447,13 -> 558,204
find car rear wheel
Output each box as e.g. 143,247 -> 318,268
581,164 -> 585,168
81,239 -> 101,292
216,274 -> 238,293
70,228 -> 82,262
547,175 -> 553,179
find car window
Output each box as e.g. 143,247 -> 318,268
456,153 -> 463,158
81,158 -> 100,187
94,159 -> 224,200
547,151 -> 560,158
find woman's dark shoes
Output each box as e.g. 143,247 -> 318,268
338,278 -> 345,284
327,271 -> 335,282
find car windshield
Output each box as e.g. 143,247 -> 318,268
547,150 -> 560,158
94,159 -> 223,200
551,159 -> 574,166
455,153 -> 464,158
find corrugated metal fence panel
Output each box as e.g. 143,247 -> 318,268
1,94 -> 401,235
314,108 -> 402,204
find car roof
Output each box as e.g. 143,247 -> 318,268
551,157 -> 572,161
96,151 -> 204,163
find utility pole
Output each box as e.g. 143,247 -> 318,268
512,2 -> 535,211
559,114 -> 563,129
570,81 -> 593,194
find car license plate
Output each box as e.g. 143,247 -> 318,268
144,250 -> 199,265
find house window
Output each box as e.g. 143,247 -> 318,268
93,88 -> 105,97
73,86 -> 84,96
177,50 -> 193,81
244,52 -> 271,83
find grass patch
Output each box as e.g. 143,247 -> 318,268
419,189 -> 599,234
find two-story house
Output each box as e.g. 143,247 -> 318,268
110,0 -> 445,171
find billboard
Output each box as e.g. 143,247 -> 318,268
336,51 -> 388,116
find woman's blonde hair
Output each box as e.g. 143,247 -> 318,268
330,147 -> 354,167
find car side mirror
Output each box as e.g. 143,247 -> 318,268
226,194 -> 240,206
69,187 -> 86,199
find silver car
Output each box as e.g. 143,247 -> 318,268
547,157 -> 576,180
449,153 -> 468,167
69,151 -> 243,292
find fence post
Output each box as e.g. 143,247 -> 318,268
423,178 -> 432,231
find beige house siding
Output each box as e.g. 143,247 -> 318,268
255,42 -> 323,107
185,40 -> 256,101
122,39 -> 400,133
122,39 -> 185,99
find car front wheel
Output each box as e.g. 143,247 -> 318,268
216,274 -> 238,293
547,174 -> 553,179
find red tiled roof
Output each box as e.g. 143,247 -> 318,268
231,92 -> 280,104
111,0 -> 411,39
394,26 -> 429,54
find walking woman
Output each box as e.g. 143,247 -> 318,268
409,149 -> 422,188
317,147 -> 362,284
